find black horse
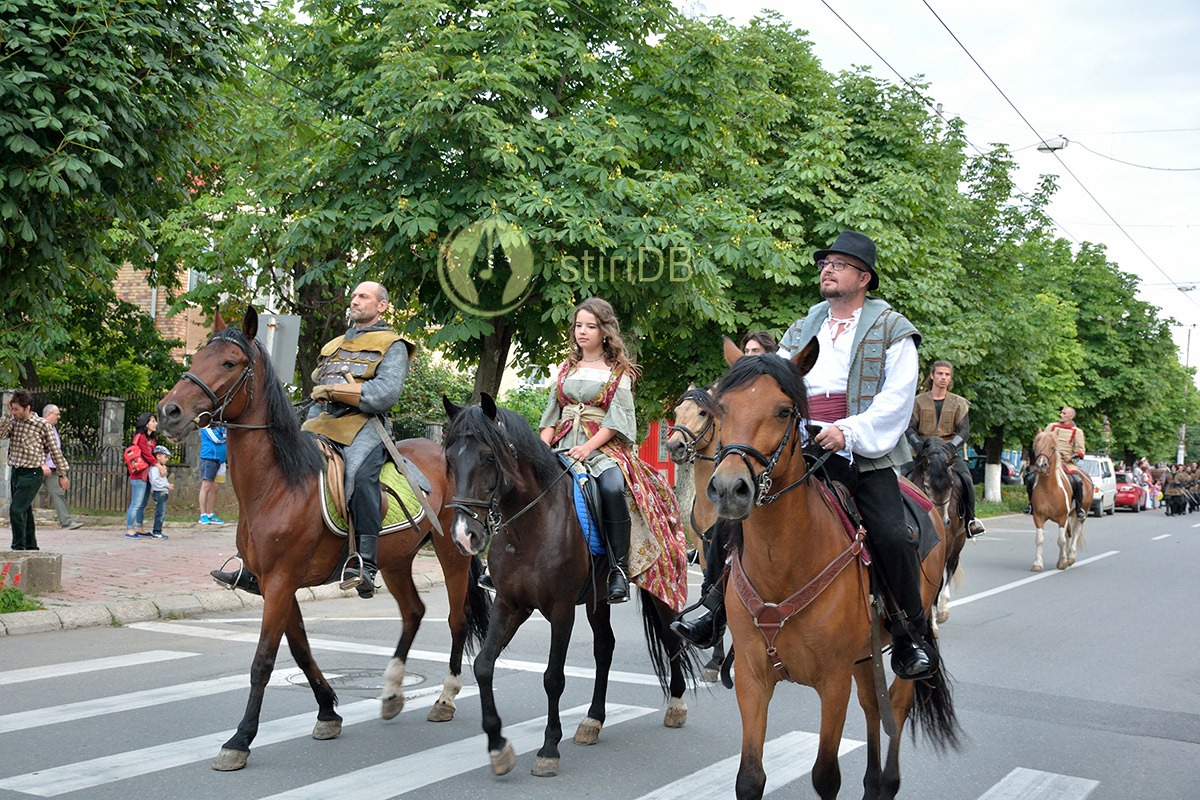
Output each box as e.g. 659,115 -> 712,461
442,394 -> 696,778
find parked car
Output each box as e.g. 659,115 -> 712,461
1114,471 -> 1149,512
967,455 -> 1021,485
1078,455 -> 1117,516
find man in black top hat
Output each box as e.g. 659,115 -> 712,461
673,230 -> 939,681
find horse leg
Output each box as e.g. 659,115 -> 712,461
476,599 -> 531,776
733,663 -> 776,800
701,637 -> 725,683
532,604 -> 576,777
853,662 -> 884,800
809,675 -> 853,800
877,677 -> 917,800
1056,524 -> 1070,570
379,564 -> 425,721
1066,518 -> 1083,567
213,590 -> 296,771
279,597 -> 343,740
574,601 -> 614,745
1032,523 -> 1046,572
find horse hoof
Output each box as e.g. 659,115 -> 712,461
212,748 -> 249,771
699,667 -> 720,683
380,694 -> 404,720
426,699 -> 455,722
936,609 -> 949,625
531,756 -> 560,777
573,716 -> 602,745
312,718 -> 342,740
490,742 -> 517,776
1031,563 -> 1044,573
663,702 -> 688,728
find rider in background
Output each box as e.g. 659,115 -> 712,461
1025,406 -> 1088,520
906,360 -> 985,537
674,230 -> 937,681
739,330 -> 778,356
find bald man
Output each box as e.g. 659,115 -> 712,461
1026,406 -> 1088,520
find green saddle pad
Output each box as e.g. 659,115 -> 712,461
321,461 -> 426,536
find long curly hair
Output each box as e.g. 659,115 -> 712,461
565,297 -> 640,380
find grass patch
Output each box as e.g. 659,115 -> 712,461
976,484 -> 1028,517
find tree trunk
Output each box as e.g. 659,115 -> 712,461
473,318 -> 514,401
982,428 -> 1005,503
290,266 -> 347,397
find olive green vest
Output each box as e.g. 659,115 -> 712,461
301,330 -> 404,445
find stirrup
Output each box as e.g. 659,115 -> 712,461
211,556 -> 247,590
339,553 -> 365,591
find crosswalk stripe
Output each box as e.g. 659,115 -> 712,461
0,667 -> 316,735
0,685 -> 477,797
634,730 -> 865,800
978,767 -> 1099,799
257,703 -> 656,800
131,621 -> 667,686
0,650 -> 197,687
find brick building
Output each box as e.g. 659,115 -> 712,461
112,264 -> 211,360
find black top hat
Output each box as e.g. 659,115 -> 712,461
814,230 -> 879,290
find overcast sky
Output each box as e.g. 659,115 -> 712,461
689,0 -> 1200,386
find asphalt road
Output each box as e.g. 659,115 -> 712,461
1,508 -> 1197,799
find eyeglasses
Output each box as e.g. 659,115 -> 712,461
816,258 -> 864,273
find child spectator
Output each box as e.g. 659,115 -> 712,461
148,445 -> 175,540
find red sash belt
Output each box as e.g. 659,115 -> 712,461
808,392 -> 848,422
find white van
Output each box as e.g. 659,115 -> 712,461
1078,455 -> 1117,516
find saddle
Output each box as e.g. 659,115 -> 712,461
560,454 -> 607,556
315,437 -> 429,537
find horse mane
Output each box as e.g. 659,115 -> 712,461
1032,428 -> 1060,466
675,384 -> 717,415
715,354 -> 810,420
213,327 -> 324,487
445,402 -> 563,488
915,437 -> 956,496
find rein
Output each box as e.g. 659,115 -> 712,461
449,456 -> 580,541
183,329 -> 269,431
667,388 -> 717,464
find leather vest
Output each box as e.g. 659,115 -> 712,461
913,392 -> 969,456
301,330 -> 405,445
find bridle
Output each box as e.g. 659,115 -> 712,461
667,388 -> 718,464
180,329 -> 267,430
713,405 -> 832,505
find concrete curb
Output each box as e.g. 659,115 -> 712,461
0,573 -> 445,637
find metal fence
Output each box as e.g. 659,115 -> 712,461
62,443 -> 131,513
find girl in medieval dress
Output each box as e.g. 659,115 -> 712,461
538,298 -> 688,611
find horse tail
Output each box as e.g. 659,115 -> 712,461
909,627 -> 963,753
639,589 -> 698,695
463,555 -> 492,655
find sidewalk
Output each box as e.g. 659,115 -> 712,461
0,513 -> 446,637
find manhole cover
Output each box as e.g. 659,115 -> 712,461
287,669 -> 426,691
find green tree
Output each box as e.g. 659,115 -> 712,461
0,0 -> 253,384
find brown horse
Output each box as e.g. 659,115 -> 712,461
666,383 -> 728,681
1029,427 -> 1091,572
157,308 -> 489,771
707,339 -> 959,800
906,437 -> 968,626
442,394 -> 695,779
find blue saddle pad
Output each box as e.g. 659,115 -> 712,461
559,454 -> 605,556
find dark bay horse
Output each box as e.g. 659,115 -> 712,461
157,308 -> 489,771
707,339 -> 959,800
906,437 -> 968,626
1030,428 -> 1091,572
442,394 -> 696,778
666,384 -> 728,682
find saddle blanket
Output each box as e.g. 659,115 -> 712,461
319,460 -> 426,538
559,454 -> 605,556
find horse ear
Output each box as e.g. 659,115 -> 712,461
213,308 -> 227,333
242,306 -> 258,341
791,336 -> 820,377
442,395 -> 464,420
723,336 -> 742,366
481,392 -> 498,420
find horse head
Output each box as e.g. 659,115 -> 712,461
443,393 -> 523,557
707,337 -> 819,519
666,384 -> 719,464
912,437 -> 958,521
159,306 -> 262,440
1031,427 -> 1057,475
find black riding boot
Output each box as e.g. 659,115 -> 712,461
1071,474 -> 1087,520
211,565 -> 261,595
890,609 -> 934,680
1024,471 -> 1035,514
671,582 -> 726,648
341,530 -> 379,598
960,469 -> 985,537
597,468 -> 631,604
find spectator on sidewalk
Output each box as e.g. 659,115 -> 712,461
197,425 -> 227,525
2,389 -> 70,550
147,445 -> 174,540
40,403 -> 83,530
124,412 -> 157,539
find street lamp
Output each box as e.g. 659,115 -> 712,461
1037,136 -> 1069,153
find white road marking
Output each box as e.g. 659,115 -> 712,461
0,667 -> 318,734
0,685 -> 477,797
258,703 -> 655,799
0,650 -> 197,686
948,551 -> 1119,608
1152,534 -> 1172,540
978,767 -> 1098,799
634,730 -> 865,800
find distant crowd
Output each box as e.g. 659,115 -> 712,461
1114,459 -> 1199,516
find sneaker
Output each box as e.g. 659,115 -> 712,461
124,532 -> 144,540
66,521 -> 83,530
198,514 -> 212,525
148,532 -> 169,539
209,516 -> 226,525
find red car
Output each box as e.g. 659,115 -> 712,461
1114,471 -> 1149,512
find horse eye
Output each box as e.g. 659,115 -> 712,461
483,452 -> 495,463
222,360 -> 237,369
777,407 -> 791,420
